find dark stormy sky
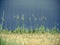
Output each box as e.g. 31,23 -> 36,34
0,0 -> 60,30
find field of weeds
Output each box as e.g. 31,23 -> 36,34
0,33 -> 60,45
0,11 -> 60,45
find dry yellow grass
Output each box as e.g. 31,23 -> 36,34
0,33 -> 60,45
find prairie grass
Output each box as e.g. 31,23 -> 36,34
0,33 -> 60,45
0,11 -> 60,45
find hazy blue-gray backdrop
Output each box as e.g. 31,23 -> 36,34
0,0 -> 60,30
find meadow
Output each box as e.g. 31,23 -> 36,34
0,26 -> 60,45
0,21 -> 60,45
0,32 -> 60,45
0,12 -> 60,45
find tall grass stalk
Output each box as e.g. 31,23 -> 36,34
21,14 -> 25,33
1,11 -> 5,30
34,17 -> 38,33
51,26 -> 59,33
29,17 -> 33,33
16,14 -> 20,27
41,16 -> 46,25
39,25 -> 45,33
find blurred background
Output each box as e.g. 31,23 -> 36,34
0,0 -> 60,30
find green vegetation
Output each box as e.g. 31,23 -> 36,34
0,37 -> 6,45
0,11 -> 60,45
0,11 -> 60,34
0,24 -> 60,34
